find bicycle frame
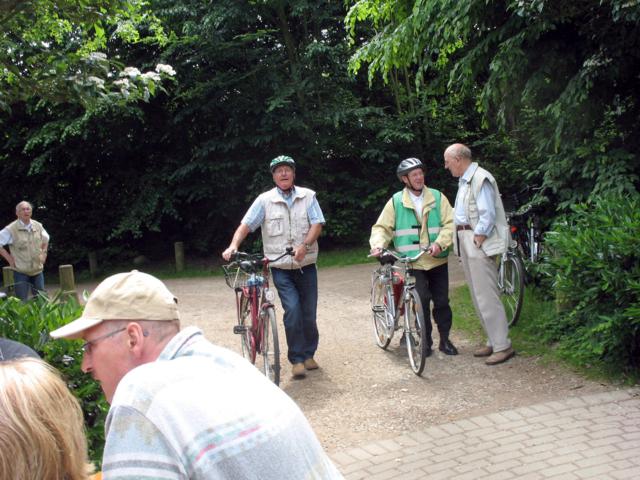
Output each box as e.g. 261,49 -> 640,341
370,247 -> 429,375
377,263 -> 415,330
224,247 -> 293,373
235,261 -> 275,362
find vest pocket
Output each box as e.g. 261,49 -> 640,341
266,217 -> 284,236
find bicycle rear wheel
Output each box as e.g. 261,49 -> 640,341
404,289 -> 427,376
371,272 -> 392,349
238,294 -> 256,363
256,306 -> 281,386
500,253 -> 525,327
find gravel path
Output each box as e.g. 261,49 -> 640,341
80,260 -> 613,453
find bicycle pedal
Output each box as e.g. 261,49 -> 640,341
233,325 -> 248,335
372,305 -> 385,312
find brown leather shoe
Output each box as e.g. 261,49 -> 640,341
485,347 -> 515,365
304,358 -> 319,370
473,346 -> 493,357
292,363 -> 306,378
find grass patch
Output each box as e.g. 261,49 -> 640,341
452,283 -> 638,384
69,246 -> 374,284
452,283 -> 560,360
317,246 -> 375,268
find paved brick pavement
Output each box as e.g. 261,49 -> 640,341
331,388 -> 640,479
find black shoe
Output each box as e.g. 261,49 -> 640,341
439,339 -> 459,355
425,345 -> 433,357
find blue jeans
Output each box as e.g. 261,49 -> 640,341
13,271 -> 45,301
271,264 -> 319,365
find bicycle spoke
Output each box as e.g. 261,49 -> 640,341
499,253 -> 525,327
405,289 -> 427,376
238,294 -> 255,363
256,307 -> 280,385
371,271 -> 392,349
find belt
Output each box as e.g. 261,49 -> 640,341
456,225 -> 473,231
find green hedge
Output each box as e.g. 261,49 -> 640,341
542,193 -> 640,376
0,294 -> 107,465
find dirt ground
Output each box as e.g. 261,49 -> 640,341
82,260 -> 614,453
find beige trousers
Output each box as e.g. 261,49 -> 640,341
457,230 -> 511,352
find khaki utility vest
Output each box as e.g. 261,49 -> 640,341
459,163 -> 509,256
6,219 -> 45,275
261,187 -> 319,269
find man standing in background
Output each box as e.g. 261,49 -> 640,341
0,201 -> 49,301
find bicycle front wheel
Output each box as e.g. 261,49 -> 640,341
404,289 -> 427,376
256,306 -> 281,386
500,253 -> 525,327
371,272 -> 392,349
238,294 -> 256,363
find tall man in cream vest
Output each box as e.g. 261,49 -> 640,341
444,144 -> 514,365
223,156 -> 325,379
370,158 -> 458,356
0,201 -> 50,301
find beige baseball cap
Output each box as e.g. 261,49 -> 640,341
50,270 -> 180,339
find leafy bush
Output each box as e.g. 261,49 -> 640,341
542,193 -> 640,375
0,294 -> 107,466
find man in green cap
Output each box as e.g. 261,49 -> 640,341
223,156 -> 325,379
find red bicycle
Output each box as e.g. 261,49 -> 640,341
222,248 -> 293,385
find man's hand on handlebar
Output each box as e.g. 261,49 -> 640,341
222,247 -> 237,262
369,247 -> 383,257
426,243 -> 442,257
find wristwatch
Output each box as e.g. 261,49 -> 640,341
304,243 -> 312,252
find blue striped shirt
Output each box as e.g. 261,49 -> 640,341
454,163 -> 496,236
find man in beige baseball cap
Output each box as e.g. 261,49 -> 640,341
50,270 -> 343,479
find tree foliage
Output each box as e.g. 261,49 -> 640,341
0,0 -> 173,110
0,0 -> 638,274
346,0 -> 640,210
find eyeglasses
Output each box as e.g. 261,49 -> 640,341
81,327 -> 126,354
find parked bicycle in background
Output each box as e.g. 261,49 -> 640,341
498,212 -> 526,327
222,248 -> 293,385
369,247 -> 430,376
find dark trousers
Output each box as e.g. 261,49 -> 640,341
409,263 -> 452,346
271,264 -> 319,365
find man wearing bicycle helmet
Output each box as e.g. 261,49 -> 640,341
369,157 -> 458,357
222,155 -> 325,379
444,143 -> 514,365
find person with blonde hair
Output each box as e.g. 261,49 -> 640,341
0,357 -> 95,480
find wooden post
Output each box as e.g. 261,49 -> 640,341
88,251 -> 98,278
174,241 -> 185,272
2,267 -> 14,296
59,264 -> 79,302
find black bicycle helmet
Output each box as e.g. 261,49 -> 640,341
269,155 -> 296,173
396,157 -> 424,181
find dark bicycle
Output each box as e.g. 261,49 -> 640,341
222,248 -> 293,385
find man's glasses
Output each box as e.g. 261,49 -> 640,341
82,327 -> 126,354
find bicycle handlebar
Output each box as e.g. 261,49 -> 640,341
368,247 -> 429,265
228,247 -> 294,273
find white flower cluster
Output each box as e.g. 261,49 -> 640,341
155,64 -> 176,76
